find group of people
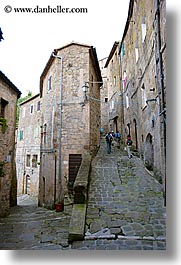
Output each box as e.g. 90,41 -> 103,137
105,130 -> 133,158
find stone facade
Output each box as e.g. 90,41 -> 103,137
16,94 -> 41,196
0,71 -> 21,217
118,0 -> 166,192
99,58 -> 109,134
104,42 -> 123,135
39,42 -> 102,209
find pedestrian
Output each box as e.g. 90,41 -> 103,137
100,128 -> 104,138
105,132 -> 113,154
115,131 -> 122,143
111,131 -> 115,138
126,135 -> 133,158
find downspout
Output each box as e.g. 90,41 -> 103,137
52,52 -> 63,203
156,0 -> 166,205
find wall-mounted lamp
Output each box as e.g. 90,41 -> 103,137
82,82 -> 89,101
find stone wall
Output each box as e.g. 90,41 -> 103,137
119,0 -> 166,185
16,94 -> 41,196
0,74 -> 20,217
99,58 -> 109,134
39,43 -> 102,209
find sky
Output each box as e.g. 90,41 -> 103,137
0,0 -> 130,96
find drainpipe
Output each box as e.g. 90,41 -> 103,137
155,0 -> 166,205
52,52 -> 63,203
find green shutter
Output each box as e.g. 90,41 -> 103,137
20,130 -> 23,140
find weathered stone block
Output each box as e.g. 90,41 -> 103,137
68,204 -> 87,242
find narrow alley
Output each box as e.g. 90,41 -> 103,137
0,140 -> 166,250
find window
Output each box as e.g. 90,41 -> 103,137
0,98 -> 8,118
34,127 -> 40,138
32,155 -> 38,168
48,75 -> 52,91
105,98 -> 108,103
20,130 -> 24,141
43,124 -> 47,145
152,119 -> 155,128
30,104 -> 34,114
126,95 -> 129,109
121,42 -> 125,56
110,100 -> 115,110
123,71 -> 127,90
141,84 -> 147,108
37,101 -> 41,111
114,76 -> 116,86
26,154 -> 31,167
135,48 -> 139,63
142,23 -> 146,43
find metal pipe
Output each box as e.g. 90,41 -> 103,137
52,52 -> 63,202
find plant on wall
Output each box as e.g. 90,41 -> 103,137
0,118 -> 8,133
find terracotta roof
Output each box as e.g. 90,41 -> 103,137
0,70 -> 21,98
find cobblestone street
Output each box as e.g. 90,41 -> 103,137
0,140 -> 166,250
73,139 -> 166,250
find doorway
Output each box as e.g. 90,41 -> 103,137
144,133 -> 154,171
25,175 -> 30,195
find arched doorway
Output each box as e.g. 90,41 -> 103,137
144,133 -> 154,171
25,175 -> 30,195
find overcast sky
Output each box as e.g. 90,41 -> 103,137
0,0 -> 179,98
0,0 -> 130,96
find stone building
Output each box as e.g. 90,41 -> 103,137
118,0 -> 166,195
104,41 -> 123,134
16,94 -> 41,196
0,71 -> 21,217
39,42 -> 102,209
99,57 -> 109,134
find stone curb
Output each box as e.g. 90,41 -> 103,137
84,235 -> 166,241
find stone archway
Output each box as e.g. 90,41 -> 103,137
144,133 -> 154,171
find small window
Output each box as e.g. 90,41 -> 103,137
48,75 -> 52,91
105,98 -> 108,103
142,23 -> 146,43
141,84 -> 147,108
34,127 -> 40,138
30,104 -> 34,114
152,119 -> 155,128
37,101 -> 41,111
121,42 -> 125,57
0,98 -> 8,118
20,130 -> 24,141
26,154 -> 31,167
126,95 -> 129,109
110,101 -> 115,110
123,71 -> 127,90
114,76 -> 116,86
32,155 -> 38,168
135,48 -> 139,63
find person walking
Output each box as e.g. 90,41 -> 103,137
126,135 -> 133,158
105,132 -> 113,154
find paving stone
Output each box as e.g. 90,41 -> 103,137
0,140 -> 166,250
